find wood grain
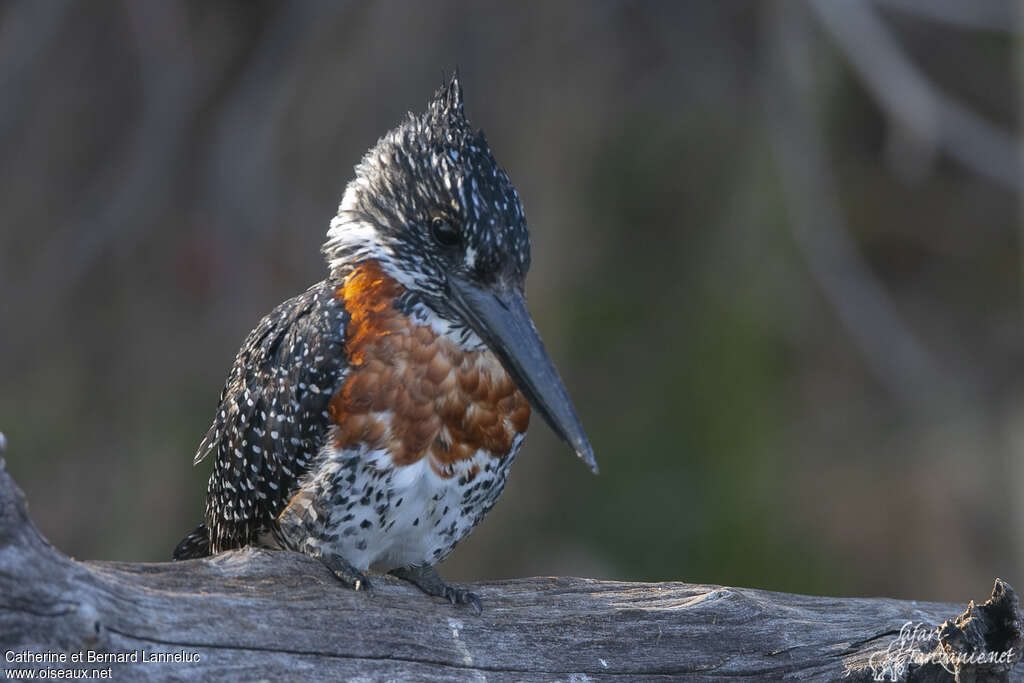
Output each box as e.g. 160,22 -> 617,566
0,457 -> 1019,682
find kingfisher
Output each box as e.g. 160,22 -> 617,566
173,76 -> 596,612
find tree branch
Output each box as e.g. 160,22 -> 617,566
0,456 -> 1020,681
809,0 -> 1021,192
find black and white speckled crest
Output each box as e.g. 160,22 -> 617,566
323,76 -> 531,306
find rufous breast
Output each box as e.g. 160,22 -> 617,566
329,260 -> 531,480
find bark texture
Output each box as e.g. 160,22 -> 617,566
0,458 -> 1020,682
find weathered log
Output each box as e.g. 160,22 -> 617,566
0,452 -> 1020,682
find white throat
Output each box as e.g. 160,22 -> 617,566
324,183 -> 416,290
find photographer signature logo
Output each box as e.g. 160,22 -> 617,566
866,621 -> 1016,681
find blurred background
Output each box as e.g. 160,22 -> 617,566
1,0 -> 1022,603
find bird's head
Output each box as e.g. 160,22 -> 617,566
323,75 -> 596,473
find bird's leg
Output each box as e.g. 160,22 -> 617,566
317,551 -> 373,594
389,564 -> 481,614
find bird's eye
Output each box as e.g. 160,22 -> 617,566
430,216 -> 461,247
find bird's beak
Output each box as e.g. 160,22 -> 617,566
448,274 -> 597,474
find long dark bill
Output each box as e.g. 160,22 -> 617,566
448,275 -> 597,474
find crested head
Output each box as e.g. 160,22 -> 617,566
323,75 -> 597,474
323,75 -> 531,307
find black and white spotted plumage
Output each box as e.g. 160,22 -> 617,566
174,280 -> 349,559
322,74 -> 530,311
174,76 -> 594,614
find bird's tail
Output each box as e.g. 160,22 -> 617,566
172,523 -> 211,560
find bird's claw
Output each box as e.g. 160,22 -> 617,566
353,575 -> 374,595
445,586 -> 482,615
389,564 -> 481,613
331,567 -> 374,595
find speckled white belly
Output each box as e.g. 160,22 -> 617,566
278,434 -> 522,570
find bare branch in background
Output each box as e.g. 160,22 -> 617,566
874,0 -> 1018,33
762,2 -> 958,408
809,0 -> 1021,192
0,0 -> 74,146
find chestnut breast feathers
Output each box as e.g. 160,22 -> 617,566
330,261 -> 531,480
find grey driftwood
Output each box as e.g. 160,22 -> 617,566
0,453 -> 1020,682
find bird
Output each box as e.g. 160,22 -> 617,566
173,75 -> 596,612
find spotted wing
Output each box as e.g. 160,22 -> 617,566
190,279 -> 349,554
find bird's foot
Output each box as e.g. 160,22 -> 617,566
319,553 -> 373,594
389,564 -> 482,614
